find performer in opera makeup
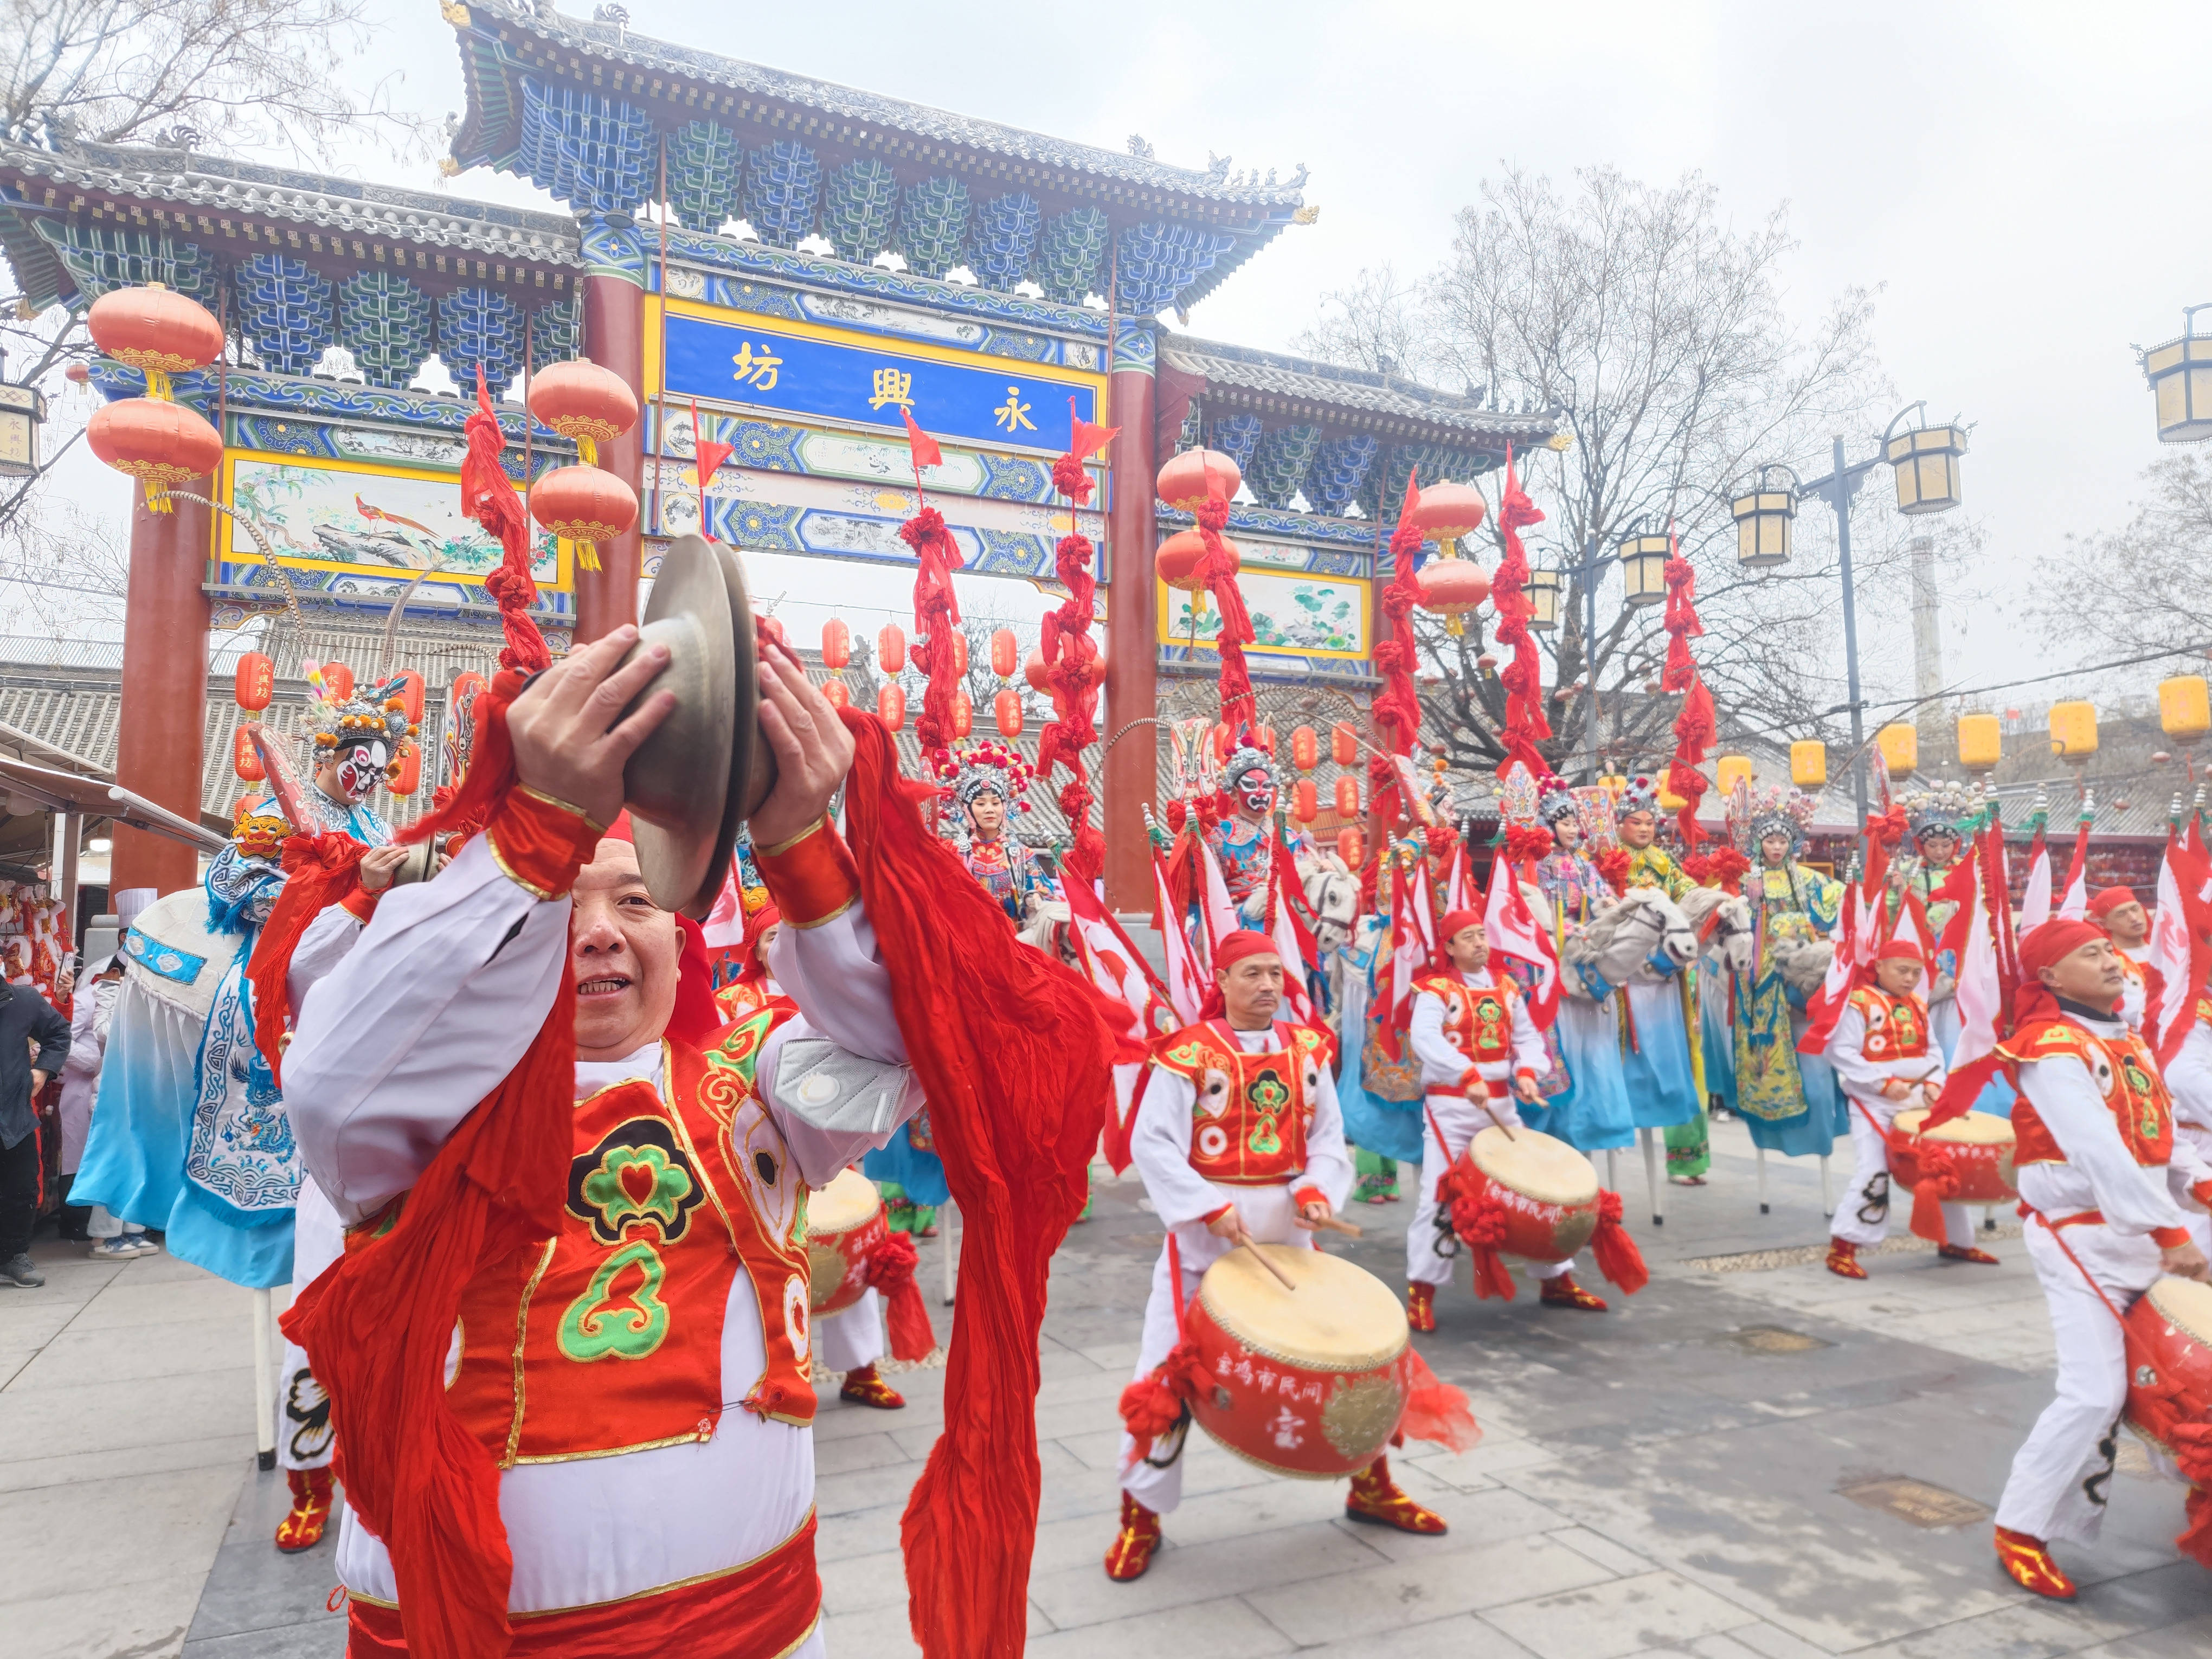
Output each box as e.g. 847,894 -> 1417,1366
1205,743 -> 1279,928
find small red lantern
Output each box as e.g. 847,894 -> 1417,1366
820,618 -> 851,671
948,632 -> 969,677
1335,775 -> 1360,818
1331,723 -> 1359,767
525,359 -> 640,464
1336,827 -> 1364,867
1293,780 -> 1318,823
385,741 -> 422,797
994,688 -> 1024,738
1155,527 -> 1220,605
1291,725 -> 1319,771
1416,556 -> 1491,636
529,465 -> 639,573
990,627 -> 1019,679
387,669 -> 426,728
952,691 -> 973,739
878,683 -> 906,731
1155,447 -> 1242,510
1025,649 -> 1051,693
318,661 -> 355,704
86,285 -> 223,397
1407,481 -> 1488,552
88,397 -> 222,511
233,728 -> 263,781
234,651 -> 274,712
877,623 -> 906,675
822,678 -> 852,710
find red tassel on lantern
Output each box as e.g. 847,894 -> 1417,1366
234,652 -> 274,712
233,728 -> 264,781
878,683 -> 906,730
878,623 -> 906,674
821,618 -> 851,671
993,688 -> 1023,738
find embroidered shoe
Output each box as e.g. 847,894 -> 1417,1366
1938,1244 -> 2001,1265
274,1467 -> 334,1553
1539,1273 -> 1609,1312
1826,1239 -> 1868,1280
1406,1282 -> 1437,1333
838,1365 -> 906,1410
1345,1455 -> 1448,1534
1103,1491 -> 1161,1580
1995,1526 -> 2076,1599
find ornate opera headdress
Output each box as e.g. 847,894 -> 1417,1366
304,666 -> 411,759
1534,772 -> 1580,826
1614,775 -> 1661,823
1735,782 -> 1817,858
1903,782 -> 1970,844
946,738 -> 1036,816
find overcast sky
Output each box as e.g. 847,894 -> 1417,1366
40,0 -> 2209,719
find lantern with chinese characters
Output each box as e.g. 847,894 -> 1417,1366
877,684 -> 906,731
947,632 -> 968,677
1293,780 -> 1318,823
1877,723 -> 1918,778
2049,701 -> 2098,761
1408,481 -> 1488,554
233,652 -> 274,712
877,623 -> 906,675
1957,712 -> 2001,774
233,728 -> 264,782
822,678 -> 851,711
87,396 -> 222,511
994,688 -> 1023,738
1716,755 -> 1754,794
1415,554 -> 1490,636
951,691 -> 973,740
317,661 -> 355,703
1790,740 -> 1827,790
1291,726 -> 1319,771
991,627 -> 1019,679
2160,676 -> 2210,748
525,359 -> 639,464
821,618 -> 851,672
1331,723 -> 1358,767
1335,775 -> 1360,818
1336,827 -> 1364,867
386,742 -> 422,797
529,465 -> 638,574
86,284 -> 223,400
1155,447 -> 1240,510
387,670 -> 426,728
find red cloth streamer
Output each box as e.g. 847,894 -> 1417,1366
1371,472 -> 1427,774
246,832 -> 369,1084
1660,551 -> 1713,847
1195,494 -> 1257,732
1439,1162 -> 1515,1301
1036,408 -> 1108,882
1490,452 -> 1551,780
1906,1141 -> 1962,1243
459,370 -> 551,677
1590,1190 -> 1649,1295
1396,1347 -> 1481,1453
865,1233 -> 937,1363
2171,1422 -> 2212,1567
280,684 -> 569,1659
835,710 -> 1119,1658
667,916 -> 723,1051
898,501 -> 966,772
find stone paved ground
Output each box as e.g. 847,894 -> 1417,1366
8,1115 -> 2212,1657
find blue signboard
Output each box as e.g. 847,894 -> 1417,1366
663,312 -> 1098,454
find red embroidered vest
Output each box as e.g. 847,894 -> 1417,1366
1846,985 -> 1929,1062
444,1012 -> 818,1466
1151,1020 -> 1331,1185
1413,971 -> 1517,1065
1999,1019 -> 2175,1169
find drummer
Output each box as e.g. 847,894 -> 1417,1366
1825,939 -> 1996,1278
1988,919 -> 2212,1600
1105,930 -> 1445,1582
1405,910 -> 1608,1320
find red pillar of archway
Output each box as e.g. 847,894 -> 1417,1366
1102,360 -> 1157,914
575,271 -> 645,644
110,479 -> 214,896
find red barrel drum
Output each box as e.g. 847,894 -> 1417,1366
805,1168 -> 888,1316
1889,1108 -> 2018,1205
1454,1126 -> 1600,1263
2124,1275 -> 2212,1471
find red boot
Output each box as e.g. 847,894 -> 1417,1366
1345,1455 -> 1447,1534
1539,1272 -> 1608,1311
274,1466 -> 333,1553
1939,1243 -> 2000,1265
1995,1526 -> 2076,1599
839,1364 -> 906,1409
1406,1282 -> 1437,1333
1826,1238 -> 1868,1280
1103,1491 -> 1161,1580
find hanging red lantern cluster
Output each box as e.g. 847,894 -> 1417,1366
878,622 -> 906,674
1291,725 -> 1319,771
990,627 -> 1019,679
85,284 -> 226,513
1406,481 -> 1488,553
994,687 -> 1023,738
88,397 -> 222,515
1155,447 -> 1242,511
234,651 -> 274,712
1415,556 -> 1490,636
527,358 -> 641,573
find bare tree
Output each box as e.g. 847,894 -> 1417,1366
2028,451 -> 2212,671
1290,263 -> 1427,380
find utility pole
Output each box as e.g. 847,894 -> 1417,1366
1909,532 -> 1942,709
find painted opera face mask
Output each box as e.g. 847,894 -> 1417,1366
1230,764 -> 1276,821
323,739 -> 391,804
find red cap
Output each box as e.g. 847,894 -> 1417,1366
2087,885 -> 2138,918
1212,930 -> 1281,969
1875,939 -> 1924,963
1438,908 -> 1484,943
2021,917 -> 2105,975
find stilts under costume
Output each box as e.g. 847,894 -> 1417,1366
1527,779 -> 1635,1157
1990,919 -> 2212,1596
1732,787 -> 1848,1159
1205,745 -> 1279,927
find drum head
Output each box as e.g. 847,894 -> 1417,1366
1469,1126 -> 1599,1206
2146,1275 -> 2212,1345
806,1167 -> 882,1238
1893,1107 -> 2014,1145
1198,1246 -> 1406,1372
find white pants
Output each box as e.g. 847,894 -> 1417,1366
86,1205 -> 145,1240
2166,1023 -> 2212,1169
815,1289 -> 885,1375
1406,1092 -> 1573,1289
1830,1094 -> 1971,1249
1995,1217 -> 2167,1546
278,1180 -> 344,1472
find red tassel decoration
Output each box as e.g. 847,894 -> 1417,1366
1590,1190 -> 1650,1295
1396,1347 -> 1481,1453
866,1233 -> 937,1362
2172,1423 -> 2212,1567
1441,1164 -> 1515,1301
1907,1144 -> 1962,1243
1489,452 -> 1552,780
1117,1336 -> 1219,1461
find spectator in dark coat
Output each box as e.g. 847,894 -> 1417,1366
0,975 -> 72,1288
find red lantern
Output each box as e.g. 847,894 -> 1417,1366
1335,775 -> 1360,818
990,627 -> 1019,679
86,285 -> 223,394
1416,556 -> 1491,635
1155,447 -> 1242,510
234,651 -> 274,712
385,741 -> 422,797
1331,723 -> 1359,767
1155,528 -> 1214,594
530,465 -> 639,571
948,632 -> 969,677
1407,481 -> 1488,550
994,688 -> 1024,738
1336,827 -> 1365,867
820,618 -> 851,671
1025,649 -> 1051,693
1293,780 -> 1318,823
822,678 -> 852,710
1291,725 -> 1318,771
877,623 -> 906,675
318,661 -> 355,703
233,728 -> 263,781
878,683 -> 906,730
525,359 -> 640,463
952,691 -> 973,739
87,397 -> 222,510
387,669 -> 426,728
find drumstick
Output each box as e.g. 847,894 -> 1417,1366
1308,1214 -> 1364,1238
1242,1240 -> 1297,1291
1477,1096 -> 1519,1142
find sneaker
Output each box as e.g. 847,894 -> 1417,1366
0,1252 -> 43,1288
90,1237 -> 139,1261
125,1234 -> 161,1257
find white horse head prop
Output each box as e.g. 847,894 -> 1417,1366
1677,885 -> 1754,978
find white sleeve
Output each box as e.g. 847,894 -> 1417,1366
1130,1064 -> 1229,1229
284,835 -> 570,1226
1298,1063 -> 1355,1212
1824,1007 -> 1885,1098
63,993 -> 102,1077
2169,1023 -> 2212,1130
285,905 -> 365,1018
1508,989 -> 1548,1078
1409,990 -> 1462,1090
2016,1054 -> 2192,1238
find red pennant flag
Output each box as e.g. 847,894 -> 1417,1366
690,400 -> 735,485
901,407 -> 943,471
1070,412 -> 1119,460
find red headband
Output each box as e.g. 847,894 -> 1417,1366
2087,886 -> 2138,918
1438,909 -> 1484,944
1212,930 -> 1280,970
1874,940 -> 1924,963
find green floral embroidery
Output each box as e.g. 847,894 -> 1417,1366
1246,1068 -> 1290,1155
558,1240 -> 671,1362
577,1144 -> 695,1240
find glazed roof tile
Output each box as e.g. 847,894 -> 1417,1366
1160,333 -> 1563,443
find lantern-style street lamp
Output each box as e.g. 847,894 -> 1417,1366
1729,464 -> 1797,569
2139,305 -> 2212,443
1525,568 -> 1561,631
1616,526 -> 1671,607
0,350 -> 45,480
1883,403 -> 1969,515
